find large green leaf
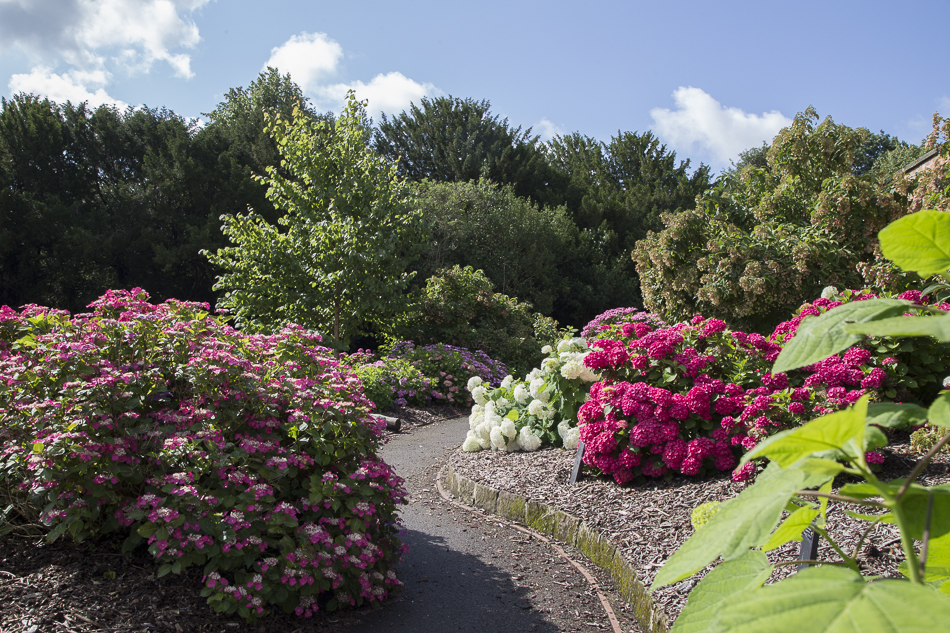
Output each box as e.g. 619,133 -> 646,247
880,209 -> 950,277
773,300 -> 911,373
846,314 -> 950,342
866,403 -> 929,430
929,392 -> 950,429
897,483 -> 950,541
670,551 -> 771,633
764,505 -> 820,551
714,565 -> 950,632
651,463 -> 830,588
741,396 -> 869,468
899,530 -> 950,582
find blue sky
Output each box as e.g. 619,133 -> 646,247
1,0 -> 947,171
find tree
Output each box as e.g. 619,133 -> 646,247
373,96 -> 552,203
205,92 -> 428,346
633,108 -> 909,332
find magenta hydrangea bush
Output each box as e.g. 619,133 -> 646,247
0,289 -> 408,621
580,307 -> 667,341
575,291 -> 950,486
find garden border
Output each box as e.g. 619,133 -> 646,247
440,462 -> 670,633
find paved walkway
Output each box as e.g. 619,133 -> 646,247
345,417 -> 640,633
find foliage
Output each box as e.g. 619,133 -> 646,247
690,501 -> 721,530
461,337 -> 599,453
391,265 -> 540,377
634,108 -> 910,333
907,114 -> 950,214
910,423 -> 950,455
0,289 -> 407,621
656,208 -> 950,632
383,340 -> 508,408
206,92 -> 427,345
373,96 -> 552,203
339,351 -> 431,411
406,179 -> 578,317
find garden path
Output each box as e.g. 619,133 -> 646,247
344,416 -> 641,633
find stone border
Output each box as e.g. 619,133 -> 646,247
441,462 -> 669,633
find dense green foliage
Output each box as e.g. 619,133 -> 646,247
391,265 -> 539,377
634,108 -> 909,333
206,92 -> 427,345
0,289 -> 407,621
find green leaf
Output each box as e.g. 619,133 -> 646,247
764,506 -> 820,551
741,396 -> 869,468
929,392 -> 950,429
773,300 -> 910,373
796,458 -> 844,478
879,209 -> 950,276
896,483 -> 950,541
670,551 -> 771,633
137,523 -> 158,538
157,563 -> 173,578
843,509 -> 894,523
846,314 -> 950,342
866,403 -> 929,430
651,463 -> 828,588
715,566 -> 950,632
900,530 -> 950,582
31,442 -> 43,454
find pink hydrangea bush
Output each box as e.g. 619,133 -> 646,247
0,289 -> 407,621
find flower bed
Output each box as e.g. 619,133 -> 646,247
0,289 -> 407,621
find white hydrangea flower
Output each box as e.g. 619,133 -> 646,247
557,420 -> 571,439
541,405 -> 555,419
560,360 -> 583,380
471,385 -> 488,405
500,375 -> 514,389
513,384 -> 529,405
504,436 -> 522,452
462,432 -> 482,452
562,427 -> 580,451
570,337 -> 587,351
484,400 -> 496,416
527,368 -> 541,381
489,426 -> 506,450
821,286 -> 839,299
467,376 -> 483,391
469,410 -> 484,429
475,423 -> 491,449
500,418 -> 517,439
541,345 -> 553,355
579,365 -> 600,383
537,388 -> 551,403
528,399 -> 545,417
556,339 -> 571,353
529,377 -> 545,398
541,358 -> 558,376
519,426 -> 542,452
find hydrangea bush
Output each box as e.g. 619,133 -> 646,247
384,341 -> 507,407
0,290 -> 407,621
339,351 -> 431,411
462,338 -> 599,453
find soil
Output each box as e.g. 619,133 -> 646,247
1,404 -> 945,633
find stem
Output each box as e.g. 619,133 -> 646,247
920,490 -> 935,579
896,429 -> 950,501
796,490 -> 887,508
813,526 -> 861,573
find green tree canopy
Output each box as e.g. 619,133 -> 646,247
205,92 -> 428,346
373,96 -> 552,203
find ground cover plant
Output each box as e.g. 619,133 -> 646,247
652,209 -> 950,632
0,289 -> 407,622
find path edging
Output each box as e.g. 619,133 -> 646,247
441,463 -> 669,633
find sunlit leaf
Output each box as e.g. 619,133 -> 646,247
879,209 -> 950,276
773,300 -> 910,373
741,396 -> 869,468
764,505 -> 820,551
929,392 -> 950,429
846,314 -> 950,342
670,551 -> 771,633
866,403 -> 929,430
715,566 -> 950,632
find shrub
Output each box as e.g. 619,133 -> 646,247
461,337 -> 598,453
910,423 -> 950,455
390,265 -> 540,377
384,340 -> 507,408
0,290 -> 407,621
339,351 -> 431,411
580,307 -> 667,341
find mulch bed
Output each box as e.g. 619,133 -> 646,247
450,430 -> 950,624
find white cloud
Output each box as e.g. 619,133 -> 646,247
319,72 -> 442,119
650,87 -> 791,168
535,117 -> 563,141
264,32 -> 343,92
9,66 -> 128,109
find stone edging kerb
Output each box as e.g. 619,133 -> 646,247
440,463 -> 669,633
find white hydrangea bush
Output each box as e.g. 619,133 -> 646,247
461,337 -> 598,453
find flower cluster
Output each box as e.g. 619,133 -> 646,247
580,307 -> 667,342
0,289 -> 408,622
384,341 -> 507,406
462,338 -> 598,453
340,351 -> 431,410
